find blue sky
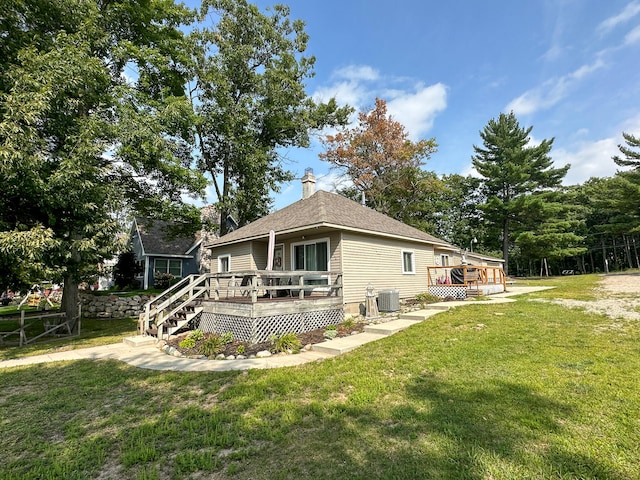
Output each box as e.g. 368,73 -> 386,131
191,1 -> 640,210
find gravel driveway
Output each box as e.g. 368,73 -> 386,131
542,273 -> 640,325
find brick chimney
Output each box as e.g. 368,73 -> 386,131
302,168 -> 316,199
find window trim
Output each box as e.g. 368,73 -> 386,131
218,254 -> 231,273
154,258 -> 182,277
290,237 -> 331,272
401,250 -> 415,275
290,237 -> 331,288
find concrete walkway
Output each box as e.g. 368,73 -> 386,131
0,286 -> 552,372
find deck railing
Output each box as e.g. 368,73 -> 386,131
211,270 -> 343,302
141,270 -> 343,337
427,265 -> 506,289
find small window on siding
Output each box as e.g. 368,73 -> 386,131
218,255 -> 230,273
402,250 -> 415,274
441,254 -> 449,267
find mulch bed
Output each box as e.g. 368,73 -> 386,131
167,322 -> 367,358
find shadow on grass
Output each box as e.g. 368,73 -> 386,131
0,358 -> 631,479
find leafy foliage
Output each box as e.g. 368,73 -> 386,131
186,0 -> 351,234
321,98 -> 437,219
0,0 -> 206,317
113,251 -> 142,290
200,332 -> 233,357
270,332 -> 302,353
472,112 -> 570,273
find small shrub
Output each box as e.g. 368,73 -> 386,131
179,337 -> 196,349
270,332 -> 301,354
154,273 -> 174,290
414,292 -> 441,304
323,329 -> 338,340
341,318 -> 356,329
189,329 -> 204,341
200,332 -> 234,357
235,345 -> 245,355
200,335 -> 225,357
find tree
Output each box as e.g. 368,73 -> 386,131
613,132 -> 640,169
113,251 -> 142,290
320,98 -> 438,217
0,0 -> 206,321
472,112 -> 569,274
514,191 -> 586,275
187,0 -> 351,234
434,174 -> 486,248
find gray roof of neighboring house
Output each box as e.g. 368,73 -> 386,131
208,190 -> 457,249
133,218 -> 201,257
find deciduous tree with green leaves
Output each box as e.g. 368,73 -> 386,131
472,111 -> 569,274
0,0 -> 206,320
187,0 -> 351,234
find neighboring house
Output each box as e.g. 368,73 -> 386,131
130,218 -> 208,289
207,171 -> 504,314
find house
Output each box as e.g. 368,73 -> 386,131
130,218 -> 208,289
206,170 -> 504,314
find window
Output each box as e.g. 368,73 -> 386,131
293,240 -> 328,271
218,255 -> 230,273
402,250 -> 415,274
440,254 -> 450,267
154,258 -> 182,277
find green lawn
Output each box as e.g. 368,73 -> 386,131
0,317 -> 138,360
0,274 -> 638,479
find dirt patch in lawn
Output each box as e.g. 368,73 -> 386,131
540,273 -> 640,323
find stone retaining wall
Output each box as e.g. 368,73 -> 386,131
80,293 -> 155,319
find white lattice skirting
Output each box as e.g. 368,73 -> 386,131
198,309 -> 344,343
428,285 -> 468,299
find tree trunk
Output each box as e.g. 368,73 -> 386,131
601,236 -> 609,273
502,218 -> 510,276
624,234 -> 633,268
62,273 -> 80,331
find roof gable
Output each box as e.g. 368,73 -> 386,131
209,190 -> 455,248
133,218 -> 200,257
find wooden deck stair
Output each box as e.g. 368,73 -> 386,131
165,305 -> 203,336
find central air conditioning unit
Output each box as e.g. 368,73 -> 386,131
378,289 -> 400,312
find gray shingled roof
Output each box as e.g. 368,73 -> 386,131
135,218 -> 200,256
208,190 -> 456,249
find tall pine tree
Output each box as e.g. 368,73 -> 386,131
472,112 -> 569,274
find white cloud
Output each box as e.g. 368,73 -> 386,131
597,1 -> 640,35
624,24 -> 640,45
553,134 -> 629,185
331,65 -> 380,82
313,80 -> 368,110
386,83 -> 448,139
312,64 -> 448,140
506,59 -> 604,115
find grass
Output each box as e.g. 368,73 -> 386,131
0,317 -> 138,360
1,274 -> 639,479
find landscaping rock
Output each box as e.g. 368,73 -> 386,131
256,350 -> 272,358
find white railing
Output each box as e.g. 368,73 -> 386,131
141,273 -> 210,336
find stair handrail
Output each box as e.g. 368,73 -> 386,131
142,273 -> 211,335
